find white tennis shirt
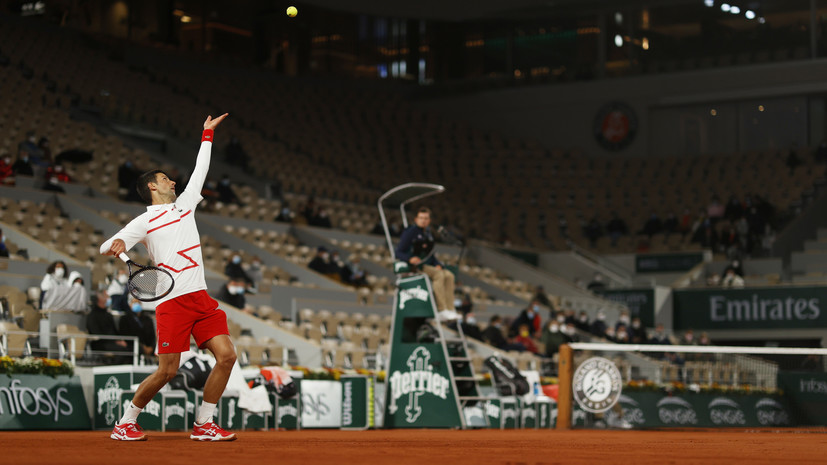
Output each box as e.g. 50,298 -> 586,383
100,139 -> 213,305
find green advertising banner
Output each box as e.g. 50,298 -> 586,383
572,391 -> 793,428
594,288 -> 656,327
93,365 -> 157,429
673,286 -> 827,330
636,253 -> 704,273
777,372 -> 827,425
0,374 -> 91,430
341,375 -> 374,430
120,390 -> 187,432
384,275 -> 463,428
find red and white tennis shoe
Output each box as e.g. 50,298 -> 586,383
190,420 -> 237,441
111,421 -> 147,441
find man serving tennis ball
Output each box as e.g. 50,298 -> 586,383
100,113 -> 238,442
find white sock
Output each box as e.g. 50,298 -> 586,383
119,402 -> 142,424
196,401 -> 217,425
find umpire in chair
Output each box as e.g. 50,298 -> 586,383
395,207 -> 457,318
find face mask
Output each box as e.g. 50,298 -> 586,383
105,297 -> 112,308
549,325 -> 559,333
232,256 -> 241,264
556,315 -> 565,323
620,316 -> 630,324
605,330 -> 615,338
118,274 -> 128,284
532,304 -> 541,312
685,334 -> 694,342
0,235 -> 4,243
73,281 -> 82,287
617,331 -> 628,339
54,267 -> 65,278
221,179 -> 231,186
526,311 -> 534,319
597,313 -> 606,321
131,303 -> 142,313
466,317 -> 477,325
22,157 -> 29,163
579,315 -> 588,322
632,321 -> 641,329
322,253 -> 329,260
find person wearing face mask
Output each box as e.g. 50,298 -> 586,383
590,310 -> 608,338
513,324 -> 539,354
119,299 -> 157,359
509,300 -> 543,338
107,269 -> 131,312
575,311 -> 590,333
540,320 -> 571,358
40,260 -> 68,307
216,174 -> 242,206
87,290 -> 130,364
630,317 -> 646,344
615,310 -> 631,333
224,253 -> 254,287
308,246 -> 336,276
12,149 -> 34,177
215,278 -> 247,310
614,324 -> 630,344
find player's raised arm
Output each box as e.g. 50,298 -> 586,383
181,113 -> 229,202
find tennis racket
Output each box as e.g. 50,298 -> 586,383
118,253 -> 175,302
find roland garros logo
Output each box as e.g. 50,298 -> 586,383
573,357 -> 622,413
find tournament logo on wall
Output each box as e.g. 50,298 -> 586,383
572,357 -> 622,413
593,101 -> 637,151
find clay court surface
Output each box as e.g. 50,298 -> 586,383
4,428 -> 827,465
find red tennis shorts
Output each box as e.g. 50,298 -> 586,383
155,290 -> 229,354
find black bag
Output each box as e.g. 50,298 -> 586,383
484,355 -> 530,396
170,356 -> 212,390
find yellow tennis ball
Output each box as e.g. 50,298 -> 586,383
286,6 -> 297,17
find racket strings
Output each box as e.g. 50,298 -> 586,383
129,268 -> 174,299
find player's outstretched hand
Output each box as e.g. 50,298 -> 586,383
204,113 -> 229,131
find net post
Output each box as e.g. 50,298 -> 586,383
556,343 -> 573,430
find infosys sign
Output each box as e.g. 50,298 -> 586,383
0,374 -> 91,430
673,286 -> 827,330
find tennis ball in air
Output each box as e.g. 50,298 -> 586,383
286,6 -> 297,17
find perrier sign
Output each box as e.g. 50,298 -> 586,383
384,274 -> 463,428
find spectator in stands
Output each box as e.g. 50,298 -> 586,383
42,175 -> 65,193
482,315 -> 509,349
563,321 -> 579,343
301,196 -> 317,223
11,149 -> 34,176
309,207 -> 332,228
723,259 -> 744,277
0,229 -> 8,258
216,174 -> 242,206
45,163 -> 71,184
662,212 -> 678,238
341,255 -> 368,287
606,212 -> 628,247
246,256 -> 264,289
678,208 -> 693,237
691,219 -> 718,249
541,320 -> 570,358
275,206 -> 294,223
583,216 -> 603,247
40,260 -> 68,306
395,207 -> 457,315
455,287 -> 473,315
18,131 -> 44,165
680,329 -> 697,345
615,310 -> 631,333
119,299 -> 156,358
630,317 -> 646,344
0,155 -> 13,184
587,272 -> 607,292
575,311 -> 590,332
308,246 -> 336,276
640,212 -> 662,238
648,323 -> 671,345
225,253 -> 254,288
224,136 -> 249,171
721,268 -> 745,288
451,312 -> 483,341
590,310 -> 608,337
706,195 -> 725,223
513,324 -> 539,354
510,300 -> 543,337
86,290 -> 130,364
37,137 -> 52,165
107,269 -> 130,312
216,278 -> 247,310
614,324 -> 630,344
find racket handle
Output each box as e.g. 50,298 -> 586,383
118,253 -> 130,263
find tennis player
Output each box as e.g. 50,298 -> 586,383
99,113 -> 237,441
